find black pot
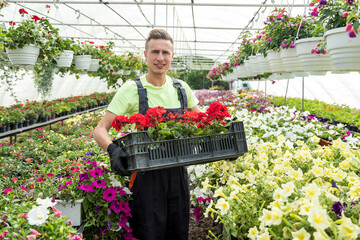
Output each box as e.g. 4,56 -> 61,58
0,126 -> 6,133
47,116 -> 51,121
63,111 -> 69,116
71,109 -> 76,114
23,120 -> 30,127
18,122 -> 23,128
40,116 -> 47,122
29,119 -> 36,125
80,107 -> 85,112
10,122 -> 18,130
6,124 -> 10,131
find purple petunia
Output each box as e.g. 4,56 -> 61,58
332,201 -> 346,217
110,200 -> 122,213
78,184 -> 95,193
95,204 -> 100,214
79,173 -> 89,183
92,179 -> 107,188
89,167 -> 103,178
103,187 -> 117,202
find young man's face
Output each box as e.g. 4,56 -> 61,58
144,39 -> 174,76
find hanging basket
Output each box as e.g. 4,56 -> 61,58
256,54 -> 272,74
266,50 -> 285,73
88,58 -> 100,72
6,44 -> 40,66
55,199 -> 83,226
56,50 -> 74,68
249,55 -> 261,76
280,48 -> 304,72
73,55 -> 92,70
324,27 -> 360,71
295,37 -> 333,75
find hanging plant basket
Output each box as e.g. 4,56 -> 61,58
249,55 -> 261,76
324,27 -> 360,72
295,37 -> 333,75
56,50 -> 74,68
55,199 -> 83,226
280,48 -> 304,73
88,58 -> 100,72
73,55 -> 92,70
256,54 -> 272,74
266,50 -> 285,73
5,44 -> 40,66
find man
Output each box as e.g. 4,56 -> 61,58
93,29 -> 201,240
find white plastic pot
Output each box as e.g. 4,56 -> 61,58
88,58 -> 100,72
73,55 -> 92,70
266,50 -> 285,73
280,48 -> 303,72
256,54 -> 272,74
56,50 -> 74,68
55,199 -> 83,226
244,59 -> 254,78
324,27 -> 360,71
295,37 -> 333,74
6,44 -> 40,66
249,55 -> 261,76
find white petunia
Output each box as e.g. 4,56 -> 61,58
310,135 -> 320,144
214,198 -> 230,215
292,227 -> 311,240
259,209 -> 273,226
257,228 -> 271,240
311,166 -> 324,177
308,207 -> 331,230
201,177 -> 210,192
27,206 -> 49,226
302,183 -> 321,202
333,169 -> 347,182
36,197 -> 56,209
269,207 -> 283,226
247,226 -> 258,240
313,230 -> 331,240
337,216 -> 360,239
281,181 -> 295,198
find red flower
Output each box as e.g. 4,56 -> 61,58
100,46 -> 105,49
45,5 -> 51,8
32,15 -> 41,21
110,69 -> 114,73
128,113 -> 148,130
19,8 -> 28,15
206,101 -> 231,121
9,21 -> 16,26
145,106 -> 167,127
112,115 -> 129,131
89,41 -> 94,44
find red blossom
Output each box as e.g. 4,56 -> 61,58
112,115 -> 129,131
206,101 -> 231,122
19,8 -> 28,15
145,106 -> 167,127
32,15 -> 41,21
9,21 -> 16,26
128,113 -> 148,131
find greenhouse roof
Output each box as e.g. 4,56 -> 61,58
1,0 -> 308,70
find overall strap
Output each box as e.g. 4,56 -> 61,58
133,78 -> 149,115
172,78 -> 188,111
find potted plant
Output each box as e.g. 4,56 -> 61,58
24,109 -> 37,125
55,37 -> 75,68
312,0 -> 360,71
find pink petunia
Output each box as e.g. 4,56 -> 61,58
78,184 -> 95,193
30,229 -> 40,236
92,179 -> 107,188
4,188 -> 12,194
89,167 -> 103,178
26,235 -> 36,240
103,187 -> 117,202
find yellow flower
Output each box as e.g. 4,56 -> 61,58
215,198 -> 230,215
257,229 -> 271,240
201,177 -> 210,192
247,226 -> 258,240
259,209 -> 272,226
269,206 -> 283,225
302,183 -> 321,201
308,207 -> 331,230
347,172 -> 359,184
292,227 -> 311,240
213,186 -> 226,199
311,166 -> 324,177
287,168 -> 303,180
336,216 -> 360,239
333,169 -> 347,182
282,181 -> 295,197
277,135 -> 286,143
310,135 -> 320,144
313,230 -> 331,240
339,160 -> 351,170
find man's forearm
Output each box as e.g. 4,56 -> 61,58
93,126 -> 113,152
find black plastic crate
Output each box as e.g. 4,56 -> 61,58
113,121 -> 248,172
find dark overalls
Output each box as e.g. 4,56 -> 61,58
128,78 -> 190,240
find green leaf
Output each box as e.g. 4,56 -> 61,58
318,9 -> 331,23
353,20 -> 359,34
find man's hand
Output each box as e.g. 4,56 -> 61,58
107,143 -> 131,176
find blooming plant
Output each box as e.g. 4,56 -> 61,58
111,101 -> 232,141
0,195 -> 82,239
311,0 -> 360,37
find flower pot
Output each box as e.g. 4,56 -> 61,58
51,114 -> 56,120
56,50 -> 74,68
123,70 -> 131,75
319,138 -> 332,147
23,120 -> 29,127
280,48 -> 304,72
10,122 -> 18,130
73,55 -> 92,70
6,44 -> 40,66
88,58 -> 100,72
0,126 -> 6,133
40,117 -> 47,122
266,50 -> 285,73
29,119 -> 36,125
256,54 -> 272,74
295,37 -> 333,74
55,199 -> 83,226
18,122 -> 23,128
324,27 -> 360,71
249,55 -> 261,76
244,60 -> 255,77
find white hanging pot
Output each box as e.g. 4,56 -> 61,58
295,37 -> 333,74
55,199 -> 83,226
244,59 -> 254,78
88,58 -> 100,72
6,44 -> 40,66
123,70 -> 131,75
73,55 -> 92,70
324,27 -> 360,71
280,48 -> 304,72
249,55 -> 261,76
56,50 -> 74,68
266,50 -> 285,73
256,53 -> 272,74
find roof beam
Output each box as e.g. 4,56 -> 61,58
7,1 -> 305,7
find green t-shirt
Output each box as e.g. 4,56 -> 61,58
107,75 -> 199,116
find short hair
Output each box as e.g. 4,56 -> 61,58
145,29 -> 174,51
